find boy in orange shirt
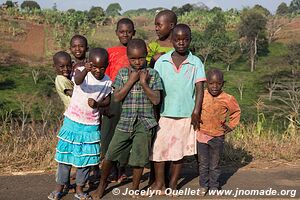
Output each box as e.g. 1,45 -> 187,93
197,68 -> 241,196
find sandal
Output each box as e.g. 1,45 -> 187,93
48,191 -> 63,200
74,193 -> 92,200
117,174 -> 128,183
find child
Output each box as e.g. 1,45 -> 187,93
101,18 -> 135,183
48,48 -> 112,200
150,24 -> 206,194
70,34 -> 89,73
146,9 -> 177,185
53,51 -> 73,110
91,39 -> 163,199
146,9 -> 177,68
197,69 -> 241,196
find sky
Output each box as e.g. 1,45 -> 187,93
0,0 -> 293,13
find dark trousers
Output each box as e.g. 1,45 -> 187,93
197,135 -> 225,189
56,163 -> 90,186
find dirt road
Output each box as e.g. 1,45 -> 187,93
0,162 -> 299,200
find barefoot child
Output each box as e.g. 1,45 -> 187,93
197,69 -> 241,196
53,51 -> 73,110
146,9 -> 177,68
101,18 -> 135,183
91,39 -> 163,199
70,34 -> 89,73
150,24 -> 206,194
48,48 -> 112,200
146,9 -> 177,185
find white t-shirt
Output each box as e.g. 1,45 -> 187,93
64,66 -> 112,125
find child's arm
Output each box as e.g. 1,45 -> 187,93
191,81 -> 204,131
140,70 -> 160,105
114,69 -> 140,102
64,89 -> 73,97
74,63 -> 92,85
222,96 -> 241,134
88,94 -> 111,109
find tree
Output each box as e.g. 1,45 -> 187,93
88,6 -> 105,26
218,40 -> 241,71
67,9 -> 76,13
276,2 -> 289,15
190,12 -> 228,64
289,0 -> 300,14
239,9 -> 268,72
172,3 -> 194,16
5,1 -> 14,7
266,16 -> 289,44
105,3 -> 122,17
210,7 -> 222,13
253,4 -> 271,16
286,43 -> 300,75
20,1 -> 41,10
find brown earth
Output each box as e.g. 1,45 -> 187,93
8,22 -> 45,59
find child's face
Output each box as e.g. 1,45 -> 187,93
172,29 -> 191,55
116,23 -> 135,46
127,48 -> 147,71
70,38 -> 88,60
54,57 -> 72,77
207,74 -> 224,97
155,15 -> 173,40
89,57 -> 108,80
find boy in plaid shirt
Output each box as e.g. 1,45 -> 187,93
91,39 -> 163,199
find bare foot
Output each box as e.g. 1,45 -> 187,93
90,183 -> 107,199
144,183 -> 166,196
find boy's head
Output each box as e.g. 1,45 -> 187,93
155,9 -> 177,40
127,39 -> 147,71
206,69 -> 224,97
88,48 -> 109,80
172,24 -> 191,55
116,18 -> 135,46
70,35 -> 88,61
53,51 -> 72,78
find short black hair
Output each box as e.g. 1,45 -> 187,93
156,9 -> 177,25
70,34 -> 88,47
173,24 -> 191,37
89,48 -> 108,66
53,51 -> 71,64
116,18 -> 135,30
127,39 -> 147,55
206,68 -> 224,81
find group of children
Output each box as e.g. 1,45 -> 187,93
50,9 -> 241,200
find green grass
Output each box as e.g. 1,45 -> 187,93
205,42 -> 293,128
0,64 -> 63,119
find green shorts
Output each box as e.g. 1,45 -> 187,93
105,119 -> 153,168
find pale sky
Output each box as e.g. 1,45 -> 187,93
1,0 -> 292,13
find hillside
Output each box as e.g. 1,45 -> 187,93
0,8 -> 299,172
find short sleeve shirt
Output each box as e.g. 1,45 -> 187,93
113,67 -> 163,132
106,46 -> 129,82
64,66 -> 112,125
55,75 -> 74,109
154,50 -> 206,117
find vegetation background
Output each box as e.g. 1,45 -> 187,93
0,0 -> 299,174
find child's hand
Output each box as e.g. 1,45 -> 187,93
139,69 -> 150,85
88,98 -> 98,109
128,68 -> 140,83
191,111 -> 201,131
99,106 -> 114,118
85,62 -> 93,72
221,122 -> 233,134
153,52 -> 165,61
